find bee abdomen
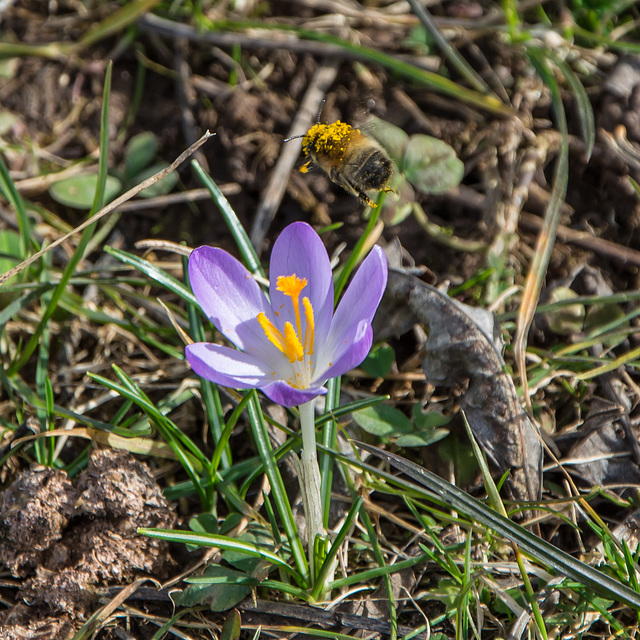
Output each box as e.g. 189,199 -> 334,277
352,150 -> 393,190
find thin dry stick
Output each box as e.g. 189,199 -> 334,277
249,62 -> 339,253
116,185 -> 239,212
0,132 -> 213,287
444,183 -> 640,267
488,135 -> 544,291
175,37 -> 209,172
138,13 -> 424,66
519,212 -> 640,267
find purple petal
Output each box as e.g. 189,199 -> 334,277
323,245 -> 387,359
189,247 -> 278,362
316,321 -> 373,382
268,222 -> 334,348
261,380 -> 327,408
186,343 -> 275,389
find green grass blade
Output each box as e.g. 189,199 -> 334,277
463,415 -> 548,638
191,160 -> 264,277
406,0 -> 494,95
109,365 -> 208,465
138,528 -> 299,576
104,246 -> 197,304
7,62 -> 114,374
246,392 -> 309,585
547,51 -> 595,159
338,443 -> 398,639
319,376 -> 340,528
87,369 -> 210,508
514,48 -> 570,406
34,313 -> 52,464
334,203 -> 382,301
358,443 -> 640,611
77,0 -> 162,51
0,286 -> 52,324
330,553 -> 430,590
0,155 -> 32,264
312,496 -> 362,600
141,16 -> 514,116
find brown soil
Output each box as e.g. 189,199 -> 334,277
2,1 -> 640,638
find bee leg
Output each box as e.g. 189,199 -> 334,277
330,170 -> 377,207
343,177 -> 377,207
299,160 -> 313,174
330,170 -> 359,199
358,193 -> 378,207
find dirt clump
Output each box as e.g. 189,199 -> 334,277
0,449 -> 176,628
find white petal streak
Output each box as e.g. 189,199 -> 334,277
186,343 -> 275,388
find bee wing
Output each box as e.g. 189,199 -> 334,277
360,117 -> 408,165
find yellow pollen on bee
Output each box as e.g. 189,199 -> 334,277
303,121 -> 356,161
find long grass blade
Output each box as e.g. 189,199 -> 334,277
358,443 -> 640,611
514,49 -> 569,411
138,528 -> 299,575
406,0 -> 494,95
246,392 -> 310,585
192,160 -> 264,277
7,62 -> 113,374
547,51 -> 595,159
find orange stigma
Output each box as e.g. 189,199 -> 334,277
257,274 -> 316,377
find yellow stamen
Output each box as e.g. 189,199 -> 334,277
256,275 -> 317,380
277,275 -> 307,338
302,296 -> 314,355
257,312 -> 285,353
283,321 -> 304,363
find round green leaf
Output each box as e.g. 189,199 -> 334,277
175,565 -> 251,612
382,175 -> 415,226
412,404 -> 452,430
133,162 -> 179,198
545,287 -> 585,335
353,404 -> 413,436
221,609 -> 242,640
584,302 -> 628,348
361,344 -> 395,378
223,528 -> 275,573
396,428 -> 449,447
49,174 -> 122,209
124,131 -> 158,179
402,135 -> 464,194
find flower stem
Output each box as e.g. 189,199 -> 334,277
298,399 -> 325,581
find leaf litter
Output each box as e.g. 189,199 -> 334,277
1,0 -> 640,637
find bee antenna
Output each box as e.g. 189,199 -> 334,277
282,133 -> 305,144
283,99 -> 326,143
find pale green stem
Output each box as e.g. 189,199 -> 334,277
298,399 -> 324,581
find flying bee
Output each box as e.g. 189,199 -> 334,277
285,120 -> 394,207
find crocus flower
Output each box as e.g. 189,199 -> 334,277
186,222 -> 387,407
